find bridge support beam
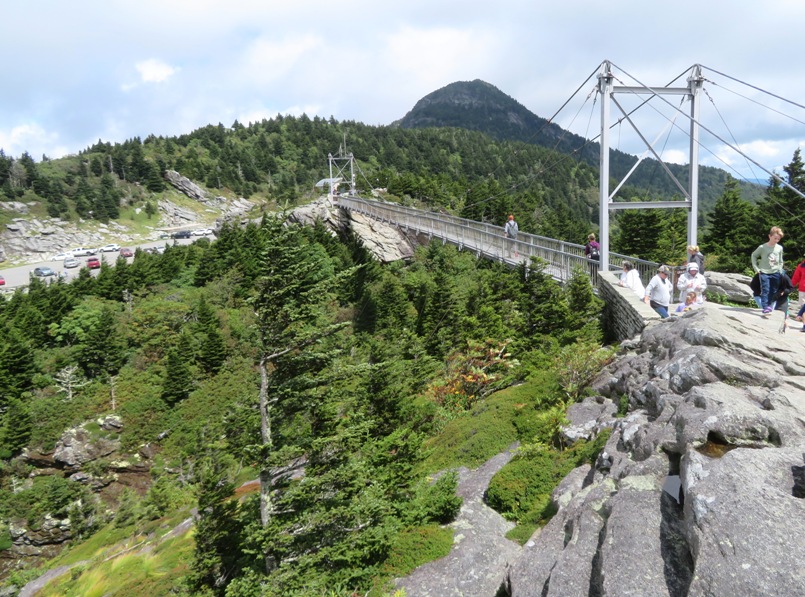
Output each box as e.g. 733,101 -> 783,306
598,62 -> 703,268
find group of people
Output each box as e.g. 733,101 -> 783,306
639,249 -> 707,318
508,217 -> 803,324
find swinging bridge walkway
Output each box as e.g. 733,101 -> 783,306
337,195 -> 659,285
337,195 -> 663,340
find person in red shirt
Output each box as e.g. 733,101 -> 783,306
792,259 -> 805,320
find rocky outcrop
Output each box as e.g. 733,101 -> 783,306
395,446 -> 522,596
164,170 -> 211,202
7,416 -> 154,574
506,304 -> 805,596
704,271 -> 755,304
290,197 -> 417,262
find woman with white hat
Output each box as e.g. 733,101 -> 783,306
676,262 -> 707,303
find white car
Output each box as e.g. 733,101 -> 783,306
191,229 -> 213,236
100,244 -> 121,252
52,251 -> 74,261
70,247 -> 97,257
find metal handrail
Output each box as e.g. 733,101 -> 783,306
338,196 -> 660,286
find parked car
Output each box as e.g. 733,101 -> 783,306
33,266 -> 57,277
63,257 -> 81,268
52,251 -> 74,261
0,275 -> 5,285
70,247 -> 97,257
120,247 -> 134,258
192,228 -> 213,236
100,243 -> 121,252
86,257 -> 101,269
171,230 -> 193,239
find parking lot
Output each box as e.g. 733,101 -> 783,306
0,237 -> 199,290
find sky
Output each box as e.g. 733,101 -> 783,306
3,0 -> 805,182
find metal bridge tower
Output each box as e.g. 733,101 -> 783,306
597,61 -> 703,270
327,136 -> 357,200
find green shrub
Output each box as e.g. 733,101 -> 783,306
487,430 -> 611,526
405,471 -> 462,525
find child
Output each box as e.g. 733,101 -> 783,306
675,291 -> 698,314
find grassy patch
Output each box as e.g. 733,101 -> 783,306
39,521 -> 194,596
487,430 -> 611,544
420,376 -> 560,474
368,524 -> 453,597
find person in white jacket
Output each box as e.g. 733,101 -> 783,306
618,260 -> 644,298
676,262 -> 707,303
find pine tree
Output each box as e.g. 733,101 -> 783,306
162,333 -> 193,405
0,396 -> 33,456
188,451 -> 243,595
199,329 -> 227,375
80,307 -> 124,379
0,328 -> 36,401
250,215 -> 357,574
702,178 -> 757,272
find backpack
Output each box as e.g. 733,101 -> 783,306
589,244 -> 600,260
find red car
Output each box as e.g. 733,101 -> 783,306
86,257 -> 101,269
120,248 -> 134,258
0,275 -> 5,285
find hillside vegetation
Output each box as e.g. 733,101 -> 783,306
0,209 -> 613,595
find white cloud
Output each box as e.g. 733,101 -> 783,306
135,59 -> 179,84
0,123 -> 67,159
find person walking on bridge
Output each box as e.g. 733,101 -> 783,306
504,214 -> 519,257
644,264 -> 673,318
751,226 -> 784,316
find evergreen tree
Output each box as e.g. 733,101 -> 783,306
757,149 -> 805,260
250,215 -> 356,574
162,346 -> 193,405
80,307 -> 124,379
0,395 -> 33,456
702,178 -> 757,272
0,328 -> 36,402
612,208 -> 664,262
199,329 -> 227,375
518,259 -> 571,343
188,451 -> 243,595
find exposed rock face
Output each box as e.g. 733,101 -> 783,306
290,197 -> 417,262
164,170 -> 210,202
704,271 -> 754,304
506,304 -> 805,596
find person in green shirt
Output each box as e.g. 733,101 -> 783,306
751,226 -> 785,314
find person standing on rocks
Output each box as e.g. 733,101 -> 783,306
644,264 -> 673,318
687,245 -> 705,273
676,262 -> 707,303
504,214 -> 519,257
751,226 -> 785,316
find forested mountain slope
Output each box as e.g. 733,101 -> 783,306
396,79 -> 765,211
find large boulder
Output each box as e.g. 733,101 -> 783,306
507,303 -> 805,596
704,271 -> 754,304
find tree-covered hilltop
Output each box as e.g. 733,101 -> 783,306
0,210 -> 614,595
0,101 -> 761,254
396,79 -> 765,211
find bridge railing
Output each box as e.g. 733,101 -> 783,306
337,196 -> 660,286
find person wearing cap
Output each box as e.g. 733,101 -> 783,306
676,262 -> 707,303
644,265 -> 674,318
504,214 -> 519,257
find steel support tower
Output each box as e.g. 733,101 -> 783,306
597,61 -> 703,270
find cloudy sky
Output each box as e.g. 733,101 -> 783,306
3,0 -> 805,182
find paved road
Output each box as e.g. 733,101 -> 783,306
0,237 -> 202,291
